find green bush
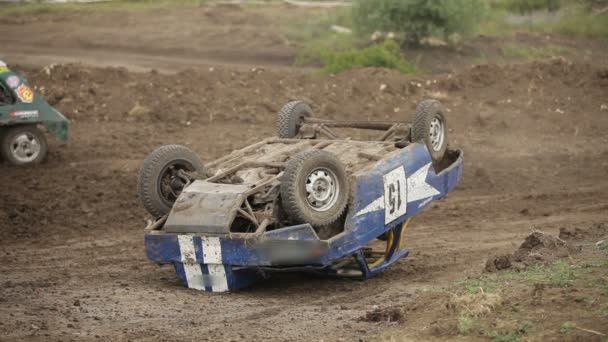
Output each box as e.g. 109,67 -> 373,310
352,0 -> 488,45
315,40 -> 416,74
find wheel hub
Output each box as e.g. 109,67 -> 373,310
429,116 -> 445,152
159,165 -> 191,203
305,168 -> 339,212
11,133 -> 41,163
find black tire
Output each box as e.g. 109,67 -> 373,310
1,125 -> 48,166
138,145 -> 204,218
277,101 -> 312,138
280,150 -> 349,231
411,100 -> 448,164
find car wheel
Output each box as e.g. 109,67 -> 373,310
281,150 -> 349,234
1,125 -> 48,166
411,99 -> 448,164
276,100 -> 312,138
138,144 -> 204,218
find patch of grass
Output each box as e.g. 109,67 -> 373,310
283,5 -> 354,45
294,33 -> 359,67
479,2 -> 608,38
375,247 -> 605,341
491,0 -> 562,13
501,44 -> 569,59
472,52 -> 491,65
284,5 -> 362,70
458,260 -> 578,295
451,289 -> 503,317
457,273 -> 512,294
521,260 -> 578,287
301,40 -> 417,74
560,321 -> 576,334
458,314 -> 475,336
486,329 -> 523,342
0,0 -> 207,15
477,7 -> 517,36
540,5 -> 608,37
491,3 -> 608,38
484,321 -> 532,342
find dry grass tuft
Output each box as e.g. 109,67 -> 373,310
449,287 -> 502,317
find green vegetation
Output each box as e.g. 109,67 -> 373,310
560,321 -> 576,334
292,0 -> 489,73
376,244 -> 606,341
526,260 -> 578,287
479,2 -> 608,38
545,5 -> 608,38
0,0 -> 206,14
492,0 -> 562,13
501,44 -> 569,59
352,0 -> 488,44
458,314 -> 475,335
287,0 -> 606,73
283,6 -> 354,47
458,260 -> 578,293
484,323 -> 531,342
300,40 -> 416,74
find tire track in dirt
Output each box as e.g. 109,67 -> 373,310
1,42 -> 301,73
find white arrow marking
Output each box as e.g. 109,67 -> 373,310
407,163 -> 440,203
355,162 -> 440,218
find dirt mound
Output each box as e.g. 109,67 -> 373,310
484,224 -> 608,272
361,306 -> 405,323
20,57 -> 608,127
485,231 -> 571,272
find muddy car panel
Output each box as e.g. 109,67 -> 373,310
0,68 -> 69,141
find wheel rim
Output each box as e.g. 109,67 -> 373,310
305,167 -> 339,212
157,162 -> 192,207
10,132 -> 41,163
429,116 -> 445,152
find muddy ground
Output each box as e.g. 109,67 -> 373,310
1,3 -> 608,342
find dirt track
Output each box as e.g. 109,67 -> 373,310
0,4 -> 298,72
0,58 -> 606,341
1,4 -> 608,342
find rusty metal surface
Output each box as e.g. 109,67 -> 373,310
206,138 -> 398,185
164,181 -> 251,234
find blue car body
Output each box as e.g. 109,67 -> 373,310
144,141 -> 463,292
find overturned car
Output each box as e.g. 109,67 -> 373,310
140,100 -> 463,292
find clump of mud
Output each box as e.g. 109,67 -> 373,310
361,306 -> 404,323
485,230 -> 580,272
